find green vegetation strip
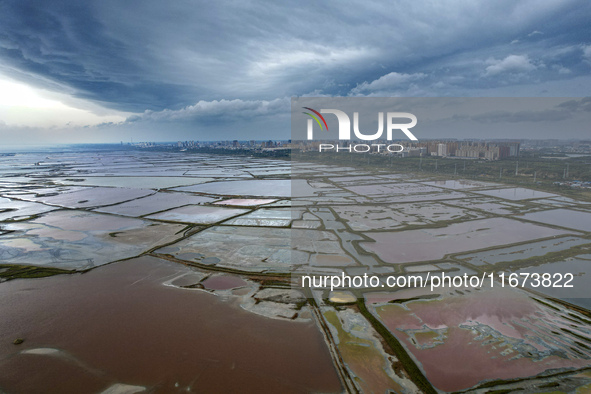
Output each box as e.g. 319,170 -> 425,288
548,298 -> 591,320
531,297 -> 561,312
466,367 -> 591,392
0,264 -> 74,280
356,299 -> 437,394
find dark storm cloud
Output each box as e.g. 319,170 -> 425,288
471,109 -> 570,123
557,97 -> 591,112
0,0 -> 590,140
0,1 -> 201,111
460,98 -> 591,125
125,98 -> 290,125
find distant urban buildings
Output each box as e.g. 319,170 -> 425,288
292,140 -> 521,160
454,141 -> 519,160
128,138 -> 591,161
173,140 -> 285,150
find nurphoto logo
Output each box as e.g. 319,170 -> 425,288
303,107 -> 418,153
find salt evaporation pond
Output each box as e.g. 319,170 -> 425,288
173,179 -> 291,197
145,205 -> 248,224
0,197 -> 57,221
519,208 -> 591,232
420,179 -> 501,190
54,176 -> 211,189
0,256 -> 342,393
367,286 -> 591,392
155,226 -> 347,271
96,192 -> 215,217
473,187 -> 558,201
223,208 -> 299,227
515,257 -> 591,308
21,187 -> 154,208
213,198 -> 277,206
456,236 -> 590,266
361,217 -> 571,264
0,210 -> 185,269
202,274 -> 248,290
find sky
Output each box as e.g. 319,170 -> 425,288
0,0 -> 590,144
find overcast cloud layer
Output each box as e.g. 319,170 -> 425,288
0,0 -> 590,143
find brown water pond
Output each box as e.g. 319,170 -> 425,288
0,256 -> 342,393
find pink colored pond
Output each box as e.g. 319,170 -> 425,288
369,287 -> 591,392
